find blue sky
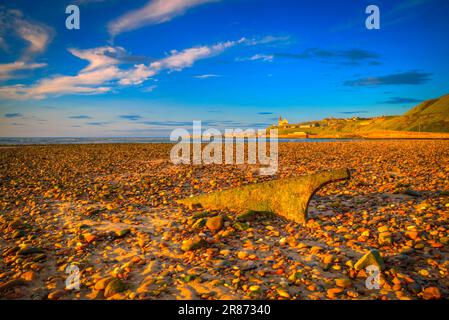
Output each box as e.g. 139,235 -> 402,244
0,0 -> 448,137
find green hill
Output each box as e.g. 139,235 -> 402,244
273,94 -> 449,136
399,94 -> 449,132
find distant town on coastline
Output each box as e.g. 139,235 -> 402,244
269,94 -> 449,139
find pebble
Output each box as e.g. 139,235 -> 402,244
115,229 -> 130,238
422,287 -> 441,300
276,288 -> 290,298
21,271 -> 35,281
249,285 -> 261,292
48,290 -> 66,300
181,236 -> 206,251
335,278 -> 351,288
327,287 -> 344,298
237,251 -> 248,259
322,254 -> 334,264
104,279 -> 126,298
94,277 -> 114,291
354,249 -> 385,271
219,249 -> 231,256
83,233 -> 97,244
378,232 -> 392,245
206,216 -> 224,232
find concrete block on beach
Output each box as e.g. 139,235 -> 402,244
178,168 -> 351,224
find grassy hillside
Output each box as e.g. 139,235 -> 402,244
399,94 -> 449,132
273,94 -> 449,137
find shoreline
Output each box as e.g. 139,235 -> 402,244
2,136 -> 449,147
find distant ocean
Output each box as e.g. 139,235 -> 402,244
0,137 -> 350,145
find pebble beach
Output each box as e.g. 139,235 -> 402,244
0,140 -> 448,300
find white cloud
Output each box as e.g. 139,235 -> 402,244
32,67 -> 118,97
0,61 -> 47,80
194,74 -> 220,79
68,47 -> 124,72
108,0 -> 218,36
143,84 -> 158,92
0,8 -> 53,59
118,64 -> 156,85
242,35 -> 291,46
251,54 -> 274,62
0,67 -> 118,99
0,84 -> 27,100
118,40 -> 237,85
0,30 -> 288,99
0,8 -> 53,80
16,21 -> 52,57
237,53 -> 274,62
151,41 -> 234,71
0,40 -> 239,99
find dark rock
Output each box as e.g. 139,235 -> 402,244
104,279 -> 126,298
17,246 -> 44,256
403,189 -> 421,197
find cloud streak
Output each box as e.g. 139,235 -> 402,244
194,74 -> 220,79
4,113 -> 23,118
119,114 -> 143,121
275,48 -> 380,65
68,46 -> 151,73
68,115 -> 92,119
339,110 -> 368,115
243,35 -> 291,46
143,84 -> 158,92
381,97 -> 423,104
86,121 -> 110,126
0,61 -> 46,80
344,71 -> 432,86
108,0 -> 218,36
69,47 -> 124,73
237,54 -> 274,62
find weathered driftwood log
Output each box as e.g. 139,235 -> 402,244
178,168 -> 351,224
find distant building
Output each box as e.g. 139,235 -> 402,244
278,116 -> 289,127
299,122 -> 320,129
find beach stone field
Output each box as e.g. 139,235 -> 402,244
0,140 -> 448,300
